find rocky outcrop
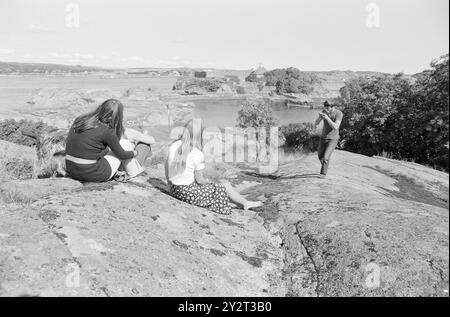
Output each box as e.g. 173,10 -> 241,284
16,88 -> 194,129
173,78 -> 235,95
0,144 -> 448,297
242,151 -> 449,297
22,88 -> 116,128
0,177 -> 284,296
122,87 -> 153,100
283,93 -> 312,106
27,88 -> 115,110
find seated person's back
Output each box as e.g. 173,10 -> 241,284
167,140 -> 205,186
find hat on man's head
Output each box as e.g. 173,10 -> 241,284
323,101 -> 333,107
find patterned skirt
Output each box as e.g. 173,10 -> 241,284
170,182 -> 232,215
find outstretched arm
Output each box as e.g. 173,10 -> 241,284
103,129 -> 135,160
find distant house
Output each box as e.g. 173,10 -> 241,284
253,66 -> 267,79
224,74 -> 240,84
245,65 -> 267,82
162,70 -> 181,77
194,71 -> 207,78
177,69 -> 193,77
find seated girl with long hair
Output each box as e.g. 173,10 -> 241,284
165,119 -> 262,215
65,99 -> 155,182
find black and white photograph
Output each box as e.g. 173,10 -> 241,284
0,0 -> 448,300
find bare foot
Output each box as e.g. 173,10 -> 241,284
113,171 -> 129,183
243,201 -> 263,210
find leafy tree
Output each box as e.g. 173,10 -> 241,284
389,54 -> 449,170
336,74 -> 411,156
264,67 -> 319,95
236,100 -> 278,148
237,100 -> 278,130
245,72 -> 259,83
264,69 -> 287,86
335,54 -> 449,171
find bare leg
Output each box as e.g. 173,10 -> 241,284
103,139 -> 150,181
220,180 -> 263,210
104,150 -> 122,180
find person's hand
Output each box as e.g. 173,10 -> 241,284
321,111 -> 330,120
133,150 -> 138,157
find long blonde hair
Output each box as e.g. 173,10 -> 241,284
167,119 -> 203,181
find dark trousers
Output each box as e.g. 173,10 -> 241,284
317,138 -> 338,175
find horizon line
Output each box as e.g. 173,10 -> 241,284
0,59 -> 421,75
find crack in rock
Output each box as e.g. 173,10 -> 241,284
295,221 -> 320,296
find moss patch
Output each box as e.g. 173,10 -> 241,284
365,166 -> 448,210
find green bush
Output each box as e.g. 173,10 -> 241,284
237,100 -> 278,130
336,54 -> 449,172
0,119 -> 49,147
3,157 -> 34,179
280,122 -> 321,152
236,100 -> 278,146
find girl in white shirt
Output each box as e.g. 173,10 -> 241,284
166,119 -> 262,214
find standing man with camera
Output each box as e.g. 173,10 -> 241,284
314,101 -> 343,177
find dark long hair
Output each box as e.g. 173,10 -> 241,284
72,99 -> 125,137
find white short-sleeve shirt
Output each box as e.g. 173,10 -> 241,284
168,140 -> 205,185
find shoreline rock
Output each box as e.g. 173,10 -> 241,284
0,138 -> 448,296
15,88 -> 195,129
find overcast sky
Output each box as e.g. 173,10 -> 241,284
0,0 -> 448,73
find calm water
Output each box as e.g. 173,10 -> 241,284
192,98 -> 318,128
0,75 -> 177,110
0,75 -> 318,130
